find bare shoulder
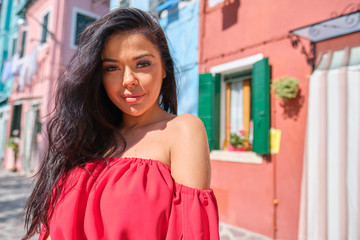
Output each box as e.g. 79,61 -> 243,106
167,113 -> 205,132
167,114 -> 211,189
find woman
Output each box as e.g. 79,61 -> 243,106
23,8 -> 219,240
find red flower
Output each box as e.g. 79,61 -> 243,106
238,129 -> 246,136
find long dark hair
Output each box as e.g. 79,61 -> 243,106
23,8 -> 177,239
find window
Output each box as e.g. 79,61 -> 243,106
19,30 -> 27,58
74,13 -> 95,45
223,71 -> 252,151
41,12 -> 49,44
198,57 -> 270,155
110,0 -> 132,10
10,104 -> 22,137
119,0 -> 130,7
71,8 -> 98,48
11,37 -> 18,56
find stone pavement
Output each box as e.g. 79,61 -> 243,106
219,222 -> 272,240
0,168 -> 38,240
0,167 -> 272,240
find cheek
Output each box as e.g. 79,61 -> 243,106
102,79 -> 118,102
147,70 -> 163,92
102,74 -> 121,91
145,78 -> 162,99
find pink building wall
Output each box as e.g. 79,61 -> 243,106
200,0 -> 357,239
3,0 -> 108,171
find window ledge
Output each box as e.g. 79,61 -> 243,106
210,150 -> 263,164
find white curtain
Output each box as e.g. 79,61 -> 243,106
299,46 -> 360,240
347,46 -> 360,240
230,81 -> 243,133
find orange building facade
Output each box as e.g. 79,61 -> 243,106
198,0 -> 360,239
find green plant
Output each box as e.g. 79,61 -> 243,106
230,129 -> 247,148
271,76 -> 299,100
6,136 -> 19,160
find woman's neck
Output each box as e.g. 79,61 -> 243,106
121,104 -> 166,130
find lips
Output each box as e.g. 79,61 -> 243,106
121,93 -> 145,103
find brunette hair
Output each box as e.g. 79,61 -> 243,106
23,8 -> 177,239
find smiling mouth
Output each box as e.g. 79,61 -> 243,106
121,94 -> 145,103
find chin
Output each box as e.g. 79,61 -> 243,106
123,108 -> 147,117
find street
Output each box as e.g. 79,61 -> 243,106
0,168 -> 38,240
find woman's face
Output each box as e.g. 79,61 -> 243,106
101,32 -> 165,117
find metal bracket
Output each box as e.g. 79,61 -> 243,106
289,34 -> 316,70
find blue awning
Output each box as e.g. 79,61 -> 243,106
156,0 -> 181,12
290,10 -> 360,42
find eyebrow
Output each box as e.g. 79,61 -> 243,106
133,53 -> 155,60
102,58 -> 117,63
102,53 -> 155,63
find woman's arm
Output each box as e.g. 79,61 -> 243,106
169,114 -> 211,189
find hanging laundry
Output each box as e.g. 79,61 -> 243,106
17,56 -> 28,91
1,59 -> 13,83
16,46 -> 39,91
25,46 -> 38,86
11,53 -> 22,76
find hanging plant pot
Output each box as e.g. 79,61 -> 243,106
271,76 -> 299,100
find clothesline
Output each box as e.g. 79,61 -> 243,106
1,45 -> 39,91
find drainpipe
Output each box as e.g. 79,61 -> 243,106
271,77 -> 278,239
272,152 -> 278,239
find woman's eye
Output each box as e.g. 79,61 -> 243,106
137,60 -> 151,68
104,65 -> 119,72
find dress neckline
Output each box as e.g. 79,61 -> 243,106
89,157 -> 214,194
105,157 -> 171,170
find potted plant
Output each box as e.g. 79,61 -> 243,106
271,76 -> 299,100
6,130 -> 20,172
228,129 -> 248,151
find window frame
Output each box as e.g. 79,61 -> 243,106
40,12 -> 49,44
39,8 -> 52,46
70,7 -> 100,49
208,53 -> 265,164
223,70 -> 252,151
19,29 -> 27,58
10,102 -> 23,137
10,34 -> 18,57
119,0 -> 131,8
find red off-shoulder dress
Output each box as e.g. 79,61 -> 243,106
39,157 -> 219,240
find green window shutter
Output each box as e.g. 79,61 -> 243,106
41,13 -> 49,44
251,58 -> 270,154
198,73 -> 220,150
20,31 -> 27,58
75,13 -> 96,46
12,38 -> 18,56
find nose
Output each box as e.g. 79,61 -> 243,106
122,66 -> 138,88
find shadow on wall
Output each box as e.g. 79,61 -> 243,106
280,89 -> 305,121
222,0 -> 241,30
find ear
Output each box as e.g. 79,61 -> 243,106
162,68 -> 166,79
